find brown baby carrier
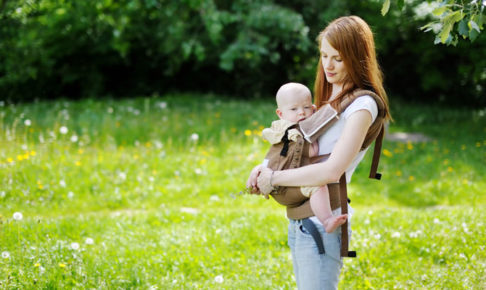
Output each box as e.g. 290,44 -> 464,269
263,89 -> 386,258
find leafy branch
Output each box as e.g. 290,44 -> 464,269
381,0 -> 485,45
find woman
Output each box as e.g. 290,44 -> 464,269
247,16 -> 391,289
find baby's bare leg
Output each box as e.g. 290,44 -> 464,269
310,186 -> 347,233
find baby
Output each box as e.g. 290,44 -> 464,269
262,82 -> 347,233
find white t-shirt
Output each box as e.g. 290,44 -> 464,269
310,95 -> 378,225
317,95 -> 378,183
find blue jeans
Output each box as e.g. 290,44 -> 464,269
288,218 -> 343,290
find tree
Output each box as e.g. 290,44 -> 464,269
381,0 -> 485,45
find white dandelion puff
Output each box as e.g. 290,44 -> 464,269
2,251 -> 10,259
85,238 -> 94,245
59,180 -> 66,188
190,133 -> 199,141
70,135 -> 78,142
158,102 -> 167,109
214,275 -> 224,283
13,212 -> 23,221
70,242 -> 80,250
195,168 -> 203,175
67,191 -> 74,199
433,218 -> 440,224
210,195 -> 220,201
391,232 -> 401,238
24,119 -> 31,126
59,126 -> 68,135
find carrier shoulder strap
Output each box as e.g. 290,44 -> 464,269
338,90 -> 386,258
338,89 -> 386,180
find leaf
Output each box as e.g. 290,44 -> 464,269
381,0 -> 390,16
469,27 -> 480,42
433,6 -> 448,16
469,20 -> 480,32
458,19 -> 468,37
439,22 -> 453,44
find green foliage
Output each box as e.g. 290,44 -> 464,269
382,0 -> 485,45
0,0 -> 485,106
1,95 -> 486,288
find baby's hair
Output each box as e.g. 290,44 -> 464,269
276,82 -> 312,108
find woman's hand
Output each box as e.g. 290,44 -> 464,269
246,164 -> 263,194
256,167 -> 276,199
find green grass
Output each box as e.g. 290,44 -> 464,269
1,95 -> 485,289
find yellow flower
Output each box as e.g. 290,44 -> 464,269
6,157 -> 12,163
443,159 -> 449,165
145,142 -> 151,147
30,151 -> 36,156
395,170 -> 402,177
230,128 -> 237,133
199,158 -> 207,165
244,129 -> 252,136
214,112 -> 221,118
35,263 -> 40,267
476,142 -> 481,147
407,142 -> 413,150
461,145 -> 466,150
383,149 -> 393,157
59,263 -> 66,268
78,149 -> 84,154
408,176 -> 415,181
17,155 -> 24,161
447,166 -> 453,172
462,179 -> 469,185
75,161 -> 81,166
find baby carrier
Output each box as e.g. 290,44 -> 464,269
262,89 -> 386,258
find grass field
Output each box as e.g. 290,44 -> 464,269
1,94 -> 485,289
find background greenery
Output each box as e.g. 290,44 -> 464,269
1,95 -> 485,288
1,0 -> 485,105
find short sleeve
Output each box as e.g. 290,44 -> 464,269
342,96 -> 378,123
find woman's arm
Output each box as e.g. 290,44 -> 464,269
268,109 -> 373,187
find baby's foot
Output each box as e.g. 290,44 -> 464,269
323,214 -> 348,233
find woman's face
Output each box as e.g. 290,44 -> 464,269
320,38 -> 348,87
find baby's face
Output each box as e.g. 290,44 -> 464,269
277,93 -> 314,123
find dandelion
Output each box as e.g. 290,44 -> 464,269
75,161 -> 81,166
70,135 -> 78,142
24,119 -> 31,126
210,195 -> 220,201
395,170 -> 402,177
195,168 -> 202,175
391,232 -> 401,238
447,166 -> 453,172
35,263 -> 40,267
2,251 -> 10,259
67,191 -> 74,199
158,102 -> 167,109
476,142 -> 481,147
433,218 -> 440,224
107,107 -> 114,114
70,242 -> 80,250
85,238 -> 94,245
59,263 -> 66,268
13,212 -> 23,221
59,126 -> 68,134
406,142 -> 413,150
408,176 -> 415,181
190,133 -> 199,141
59,180 -> 66,187
244,129 -> 252,136
382,149 -> 393,157
214,275 -> 224,283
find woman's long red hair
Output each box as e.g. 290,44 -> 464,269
314,16 -> 391,121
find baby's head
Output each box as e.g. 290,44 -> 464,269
276,82 -> 314,123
